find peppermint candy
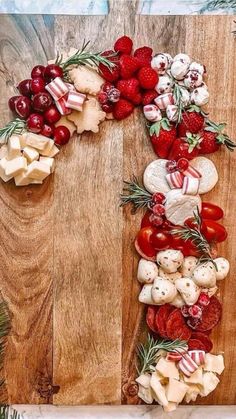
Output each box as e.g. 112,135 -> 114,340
166,171 -> 184,189
183,165 -> 202,178
66,91 -> 86,112
154,93 -> 174,110
178,353 -> 198,377
55,95 -> 72,115
188,350 -> 206,366
182,176 -> 200,195
45,77 -> 69,101
166,104 -> 178,122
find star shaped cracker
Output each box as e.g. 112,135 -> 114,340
67,97 -> 106,134
69,66 -> 104,95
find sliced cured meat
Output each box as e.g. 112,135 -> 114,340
191,332 -> 213,353
191,157 -> 218,194
188,339 -> 206,351
146,305 -> 159,333
195,296 -> 222,332
155,304 -> 175,338
165,189 -> 202,226
165,309 -> 191,341
143,159 -> 170,194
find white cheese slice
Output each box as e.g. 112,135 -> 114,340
191,157 -> 218,194
0,144 -> 8,159
184,367 -> 203,385
185,383 -> 201,403
40,139 -> 55,157
138,384 -> 153,404
204,354 -> 225,375
0,157 -> 13,182
39,157 -> 55,173
136,373 -> 151,389
143,159 -> 170,194
165,189 -> 202,226
5,156 -> 27,177
166,378 -> 188,403
24,132 -> 50,151
156,358 -> 180,380
163,402 -> 177,412
14,172 -> 42,186
150,373 -> 168,406
47,144 -> 60,157
200,372 -> 220,397
26,161 -> 50,181
23,146 -> 39,163
7,135 -> 21,159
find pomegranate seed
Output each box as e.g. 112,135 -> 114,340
166,160 -> 177,173
152,204 -> 165,216
177,158 -> 189,172
181,305 -> 190,318
102,82 -> 113,93
197,292 -> 210,307
98,91 -> 108,104
152,192 -> 165,204
149,214 -> 164,227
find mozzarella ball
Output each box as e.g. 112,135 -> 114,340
158,267 -> 182,283
175,277 -> 201,305
184,70 -> 203,90
155,75 -> 173,94
157,249 -> 184,273
171,60 -> 189,80
137,258 -> 159,284
192,262 -> 217,288
151,277 -> 177,304
139,284 -> 156,305
181,256 -> 198,277
171,292 -> 185,308
151,53 -> 169,75
174,53 -> 191,66
214,257 -> 230,280
191,86 -> 209,106
189,61 -> 205,75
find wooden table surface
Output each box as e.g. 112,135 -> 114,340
0,4 -> 236,406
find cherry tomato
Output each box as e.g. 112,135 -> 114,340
201,202 -> 224,221
171,234 -> 201,257
203,219 -> 228,243
141,211 -> 153,228
150,231 -> 171,250
185,217 -> 207,235
135,227 -> 157,260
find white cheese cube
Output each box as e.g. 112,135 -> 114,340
184,367 -> 203,385
26,161 -> 50,181
47,144 -> 60,157
39,156 -> 55,173
204,354 -> 225,375
23,146 -> 39,163
0,144 -> 8,160
24,132 -> 49,150
8,135 -> 21,159
136,374 -> 151,389
185,383 -> 201,403
40,139 -> 55,156
0,157 -> 13,182
5,156 -> 27,177
138,384 -> 153,404
166,378 -> 188,403
150,373 -> 168,406
200,372 -> 220,397
156,358 -> 179,380
163,402 -> 177,412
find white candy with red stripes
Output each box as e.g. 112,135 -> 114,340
189,350 -> 206,366
166,104 -> 178,122
182,176 -> 200,195
166,171 -> 184,189
143,105 -> 162,122
183,165 -> 202,178
45,76 -> 69,101
55,95 -> 71,115
66,91 -> 86,112
154,93 -> 174,110
178,353 -> 198,377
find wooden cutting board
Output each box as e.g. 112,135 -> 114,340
0,5 -> 236,406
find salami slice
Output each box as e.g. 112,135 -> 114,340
191,332 -> 213,353
195,296 -> 222,332
188,338 -> 206,351
166,309 -> 191,341
155,304 -> 175,338
146,305 -> 159,333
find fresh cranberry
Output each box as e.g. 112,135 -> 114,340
31,77 -> 46,94
15,96 -> 31,119
8,95 -> 21,112
149,214 -> 163,227
98,91 -> 108,104
44,64 -> 63,81
44,105 -> 61,124
152,192 -> 165,204
102,82 -> 113,93
40,123 -> 55,138
181,305 -> 190,318
32,92 -> 52,112
188,305 -> 202,319
17,79 -> 32,97
27,113 -> 44,133
107,87 -> 120,103
187,317 -> 201,330
31,65 -> 45,79
54,125 -> 71,146
197,292 -> 210,307
152,204 -> 165,216
101,103 -> 114,113
166,160 -> 177,173
177,158 -> 189,172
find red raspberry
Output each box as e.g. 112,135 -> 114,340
152,204 -> 165,216
152,192 -> 165,204
116,78 -> 140,104
132,92 -> 142,105
119,55 -> 140,79
177,158 -> 189,172
166,160 -> 177,173
99,50 -> 120,82
138,66 -> 158,89
114,36 -> 133,55
113,98 -> 134,120
134,46 -> 153,67
188,305 -> 202,319
197,292 -> 210,307
142,89 -> 158,106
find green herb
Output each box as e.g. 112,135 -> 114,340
0,119 -> 26,145
200,0 -> 236,14
173,84 -> 185,123
120,177 -> 153,212
205,119 -> 236,151
149,118 -> 171,137
0,405 -> 22,418
137,334 -> 188,375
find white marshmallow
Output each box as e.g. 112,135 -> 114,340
174,53 -> 191,66
151,53 -> 169,75
190,61 -> 205,75
155,75 -> 173,94
191,86 -> 209,106
143,104 -> 162,122
171,60 -> 189,80
184,70 -> 203,90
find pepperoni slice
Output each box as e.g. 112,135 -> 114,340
155,304 -> 175,338
195,296 -> 222,332
188,338 -> 206,351
191,332 -> 213,353
166,309 -> 191,341
146,305 -> 159,333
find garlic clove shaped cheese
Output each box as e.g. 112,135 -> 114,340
156,249 -> 184,273
151,277 -> 177,304
175,277 -> 200,305
137,258 -> 159,284
181,256 -> 198,277
158,268 -> 182,283
192,262 -> 217,288
214,257 -> 230,281
139,284 -> 156,305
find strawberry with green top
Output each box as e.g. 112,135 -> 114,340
178,105 -> 206,137
199,120 -> 236,154
149,118 -> 177,158
168,133 -> 201,161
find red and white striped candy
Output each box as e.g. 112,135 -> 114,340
188,350 -> 206,366
183,165 -> 202,178
45,77 -> 69,101
154,93 -> 174,110
66,91 -> 86,112
178,353 -> 198,377
143,105 -> 162,122
166,171 -> 184,189
182,176 -> 200,195
166,352 -> 183,362
55,95 -> 71,115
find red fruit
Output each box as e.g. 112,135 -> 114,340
107,87 -> 120,103
177,158 -> 189,172
31,65 -> 45,79
32,92 -> 53,112
142,89 -> 158,106
15,96 -> 31,119
150,118 -> 177,158
201,202 -> 224,221
132,93 -> 142,105
134,46 -> 153,67
178,107 -> 205,136
168,136 -> 200,161
54,125 -> 71,146
101,82 -> 113,93
203,219 -> 227,243
119,55 -> 140,79
101,103 -> 114,113
199,130 -> 220,154
44,105 -> 61,124
40,123 -> 55,138
17,79 -> 32,97
152,192 -> 165,205
152,204 -> 165,216
138,66 -> 158,89
166,160 -> 177,173
8,95 -> 21,112
149,214 -> 164,227
99,50 -> 120,82
30,77 -> 46,94
98,91 -> 108,104
27,113 -> 44,133
116,78 -> 140,103
135,226 -> 157,260
150,231 -> 170,250
113,98 -> 134,120
188,305 -> 203,320
181,305 -> 190,318
197,292 -> 210,307
114,36 -> 133,55
44,64 -> 63,81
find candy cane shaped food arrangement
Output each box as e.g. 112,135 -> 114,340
0,37 -> 235,411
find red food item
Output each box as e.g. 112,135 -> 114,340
155,304 -> 175,338
44,105 -> 61,124
150,120 -> 177,159
188,338 -> 206,351
177,158 -> 189,172
40,123 -> 55,138
138,66 -> 158,90
152,204 -> 165,216
199,130 -> 220,154
116,78 -> 140,103
201,202 -> 224,221
54,125 -> 71,146
146,305 -> 159,333
17,79 -> 32,97
30,77 -> 46,94
134,46 -> 153,67
44,64 -> 63,81
178,109 -> 205,136
98,91 -> 108,104
99,60 -> 120,82
166,160 -> 177,173
119,55 -> 140,79
188,305 -> 202,320
131,92 -> 142,105
31,65 -> 45,79
101,103 -> 114,113
203,219 -> 227,243
166,309 -> 192,341
152,192 -> 166,205
15,96 -> 31,119
150,231 -> 170,251
114,36 -> 133,55
142,90 -> 158,106
101,81 -> 113,93
191,332 -> 213,352
135,226 -> 157,260
113,98 -> 134,120
197,292 -> 210,307
141,211 -> 166,228
195,296 -> 222,332
149,214 -> 164,227
168,137 -> 199,161
27,113 -> 44,133
8,95 -> 21,112
32,92 -> 52,112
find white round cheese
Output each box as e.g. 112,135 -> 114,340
191,157 -> 218,194
143,159 -> 170,194
165,189 -> 202,226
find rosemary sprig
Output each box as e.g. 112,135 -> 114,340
173,83 -> 185,124
0,405 -> 22,418
200,0 -> 236,14
136,334 -> 188,375
205,119 -> 236,151
120,177 -> 153,212
0,118 -> 26,145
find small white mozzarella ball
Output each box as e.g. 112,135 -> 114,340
184,70 -> 203,90
158,267 -> 182,283
171,292 -> 185,308
139,284 -> 156,305
189,61 -> 205,75
191,86 -> 209,106
174,53 -> 191,66
192,262 -> 217,288
214,257 -> 230,281
170,60 -> 189,80
155,75 -> 173,94
151,53 -> 169,75
137,258 -> 159,284
181,256 -> 198,277
175,277 -> 201,306
143,105 -> 162,122
166,104 -> 178,122
157,249 -> 184,273
151,277 -> 177,304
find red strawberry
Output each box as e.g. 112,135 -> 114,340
134,46 -> 153,67
114,36 -> 133,55
168,134 -> 200,161
142,89 -> 158,106
119,55 -> 140,79
116,78 -> 140,103
99,50 -> 120,82
149,118 -> 177,158
199,130 -> 220,154
138,66 -> 158,90
113,98 -> 134,120
178,105 -> 205,136
199,119 -> 236,154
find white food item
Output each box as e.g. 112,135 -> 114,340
184,367 -> 203,386
19,134 -> 27,149
170,60 -> 189,80
136,374 -> 152,388
185,383 -> 201,403
143,105 -> 162,122
138,384 -> 154,404
8,135 -> 21,159
0,144 -> 8,159
181,256 -> 198,277
143,159 -> 170,194
14,172 -> 42,186
214,257 -> 230,280
163,402 -> 177,412
184,70 -> 203,90
40,139 -> 55,157
204,354 -> 225,375
166,104 -> 178,122
166,378 -> 188,403
190,61 -> 205,75
24,132 -> 50,151
178,87 -> 191,106
151,277 -> 177,304
165,189 -> 201,226
151,53 -> 170,75
0,157 -> 13,182
192,262 -> 217,288
156,249 -> 184,273
39,157 -> 55,173
200,372 -> 220,397
155,75 -> 173,94
175,277 -> 200,305
201,286 -> 218,297
47,144 -> 60,157
156,358 -> 179,380
137,259 -> 159,284
23,146 -> 39,163
174,53 -> 191,66
138,284 -> 156,305
191,86 -> 209,106
158,267 -> 182,282
150,373 -> 168,406
5,156 -> 27,177
182,176 -> 200,195
26,161 -> 51,181
171,292 -> 185,308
